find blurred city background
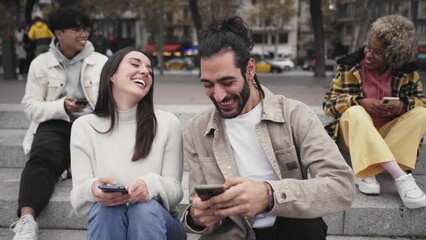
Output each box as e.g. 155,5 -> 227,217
0,0 -> 425,81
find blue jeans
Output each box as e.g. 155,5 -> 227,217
88,200 -> 186,240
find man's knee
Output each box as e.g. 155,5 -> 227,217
274,217 -> 327,239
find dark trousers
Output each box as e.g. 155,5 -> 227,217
254,217 -> 327,240
17,120 -> 72,217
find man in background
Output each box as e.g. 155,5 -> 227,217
9,7 -> 107,240
28,16 -> 54,56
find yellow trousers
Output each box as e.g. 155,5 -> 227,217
339,106 -> 426,178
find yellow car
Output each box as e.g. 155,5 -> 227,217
256,59 -> 271,73
251,54 -> 271,73
164,58 -> 195,70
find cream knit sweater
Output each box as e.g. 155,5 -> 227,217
70,106 -> 184,217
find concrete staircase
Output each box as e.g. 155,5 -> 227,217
0,104 -> 425,239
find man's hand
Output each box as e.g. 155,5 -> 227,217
190,195 -> 224,228
359,98 -> 404,117
210,177 -> 269,218
64,96 -> 86,113
92,178 -> 130,206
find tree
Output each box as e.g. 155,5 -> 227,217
189,0 -> 202,37
25,0 -> 36,25
310,0 -> 326,77
351,0 -> 379,52
0,0 -> 21,30
189,0 -> 244,44
243,0 -> 297,58
335,0 -> 402,52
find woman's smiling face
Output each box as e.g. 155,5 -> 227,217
110,51 -> 153,110
363,36 -> 388,72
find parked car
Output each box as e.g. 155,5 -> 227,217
251,54 -> 271,73
302,57 -> 336,71
164,57 -> 195,70
268,58 -> 295,73
256,59 -> 271,73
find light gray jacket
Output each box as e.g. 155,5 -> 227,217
22,48 -> 107,154
182,91 -> 355,240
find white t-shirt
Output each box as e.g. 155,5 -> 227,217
224,102 -> 278,228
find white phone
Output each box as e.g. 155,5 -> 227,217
380,97 -> 399,105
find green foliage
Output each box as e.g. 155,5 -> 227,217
245,0 -> 297,27
80,0 -> 138,19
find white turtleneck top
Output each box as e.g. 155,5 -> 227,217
70,106 -> 184,217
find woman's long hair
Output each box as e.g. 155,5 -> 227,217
94,47 -> 157,161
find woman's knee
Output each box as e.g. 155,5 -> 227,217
129,200 -> 164,217
88,204 -> 128,240
409,107 -> 426,120
88,203 -> 127,224
345,105 -> 367,115
340,105 -> 370,124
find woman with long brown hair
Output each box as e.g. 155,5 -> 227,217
70,47 -> 186,239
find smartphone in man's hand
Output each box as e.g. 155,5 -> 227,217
194,184 -> 225,201
74,98 -> 89,105
98,185 -> 128,194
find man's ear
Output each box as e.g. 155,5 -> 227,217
246,58 -> 256,77
54,30 -> 62,40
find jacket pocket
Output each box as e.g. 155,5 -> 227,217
274,146 -> 303,179
83,75 -> 101,102
45,77 -> 63,101
198,157 -> 226,184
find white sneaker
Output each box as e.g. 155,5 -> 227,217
355,176 -> 380,195
395,174 -> 426,209
9,215 -> 38,240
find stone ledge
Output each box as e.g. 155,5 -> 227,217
0,168 -> 425,237
0,228 -> 416,240
0,104 -> 424,174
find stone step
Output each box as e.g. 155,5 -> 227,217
0,228 -> 415,240
0,104 -> 212,130
0,104 -> 28,130
0,104 -> 425,174
1,168 -> 425,237
0,228 -> 201,240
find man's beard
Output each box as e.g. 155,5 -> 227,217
211,79 -> 250,119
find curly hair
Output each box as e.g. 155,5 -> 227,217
198,16 -> 265,97
368,14 -> 418,69
198,16 -> 253,69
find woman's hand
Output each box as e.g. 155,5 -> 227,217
92,178 -> 130,206
386,100 -> 405,117
359,98 -> 404,117
126,179 -> 150,204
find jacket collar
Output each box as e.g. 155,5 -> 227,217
337,47 -> 419,74
46,46 -> 98,69
203,88 -> 286,136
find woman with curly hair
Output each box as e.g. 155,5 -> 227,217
323,15 -> 426,209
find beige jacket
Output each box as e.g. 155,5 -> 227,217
182,92 -> 355,239
22,51 -> 107,154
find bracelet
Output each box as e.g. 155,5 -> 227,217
264,182 -> 274,212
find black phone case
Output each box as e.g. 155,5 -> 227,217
98,185 -> 128,194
